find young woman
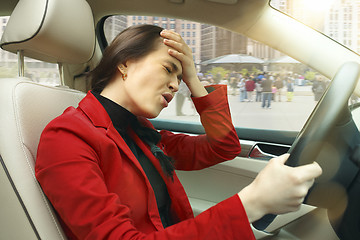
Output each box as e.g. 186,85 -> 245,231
35,25 -> 322,239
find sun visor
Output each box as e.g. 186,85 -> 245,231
0,0 -> 95,64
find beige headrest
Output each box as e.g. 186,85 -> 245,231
0,0 -> 95,64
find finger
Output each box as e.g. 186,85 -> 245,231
160,29 -> 182,42
272,153 -> 290,165
294,161 -> 322,181
163,39 -> 191,57
167,48 -> 186,63
163,38 -> 183,52
160,31 -> 182,47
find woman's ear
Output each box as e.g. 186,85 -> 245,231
117,64 -> 127,80
117,64 -> 126,75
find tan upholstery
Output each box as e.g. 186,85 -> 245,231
0,0 -> 95,64
0,0 -> 94,238
0,79 -> 85,239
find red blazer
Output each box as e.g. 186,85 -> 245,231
35,85 -> 255,240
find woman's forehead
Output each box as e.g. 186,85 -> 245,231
151,41 -> 182,72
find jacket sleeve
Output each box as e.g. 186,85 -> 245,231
36,115 -> 254,240
160,85 -> 241,170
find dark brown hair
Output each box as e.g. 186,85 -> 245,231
89,24 -> 164,93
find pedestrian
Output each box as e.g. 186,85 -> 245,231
229,71 -> 238,95
35,24 -> 322,240
261,77 -> 273,108
286,77 -> 294,102
175,80 -> 190,115
238,76 -> 247,102
257,72 -> 265,81
245,77 -> 255,101
274,76 -> 284,102
272,86 -> 277,100
215,72 -> 222,84
255,79 -> 262,102
312,75 -> 326,101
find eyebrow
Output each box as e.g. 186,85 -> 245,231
166,60 -> 183,80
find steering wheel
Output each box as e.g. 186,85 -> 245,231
287,61 -> 360,239
286,61 -> 360,168
253,62 -> 360,238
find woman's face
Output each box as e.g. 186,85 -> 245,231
106,39 -> 183,118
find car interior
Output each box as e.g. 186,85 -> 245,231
1,0 -> 360,239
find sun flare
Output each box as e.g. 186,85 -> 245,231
303,0 -> 336,12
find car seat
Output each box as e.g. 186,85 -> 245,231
0,0 -> 95,239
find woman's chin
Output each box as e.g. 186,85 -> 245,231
140,109 -> 161,119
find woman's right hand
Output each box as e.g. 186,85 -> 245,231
160,29 -> 208,98
238,153 -> 322,223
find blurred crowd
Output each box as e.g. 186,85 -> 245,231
200,71 -> 328,107
175,70 -> 329,115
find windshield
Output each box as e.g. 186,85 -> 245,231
1,11 -> 355,132
271,0 -> 360,54
103,15 -> 330,132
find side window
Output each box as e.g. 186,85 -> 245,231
103,15 -> 331,132
0,16 -> 60,86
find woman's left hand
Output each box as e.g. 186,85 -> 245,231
160,29 -> 207,97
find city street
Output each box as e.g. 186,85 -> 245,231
158,85 -> 317,132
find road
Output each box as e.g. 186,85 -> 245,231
158,86 -> 317,132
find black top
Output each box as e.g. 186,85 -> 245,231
92,91 -> 174,228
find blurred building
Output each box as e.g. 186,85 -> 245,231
104,15 -> 127,43
3,1 -> 360,77
282,0 -> 360,54
105,16 -> 202,65
201,25 -> 248,61
0,17 -> 16,68
324,0 -> 360,52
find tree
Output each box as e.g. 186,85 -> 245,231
304,71 -> 317,81
240,68 -> 248,76
206,67 -> 229,82
251,66 -> 262,75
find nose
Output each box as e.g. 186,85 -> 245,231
168,77 -> 179,93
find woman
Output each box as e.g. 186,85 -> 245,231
239,75 -> 247,102
35,25 -> 321,239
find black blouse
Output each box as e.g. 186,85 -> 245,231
92,91 -> 174,228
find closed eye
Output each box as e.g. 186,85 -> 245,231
165,66 -> 172,74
